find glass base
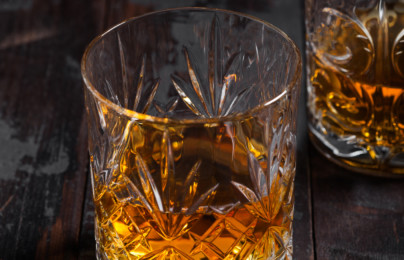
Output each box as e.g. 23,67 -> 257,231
308,124 -> 404,177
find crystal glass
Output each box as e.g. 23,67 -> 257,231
306,0 -> 404,176
82,7 -> 301,260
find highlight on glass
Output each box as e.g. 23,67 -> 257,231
82,7 -> 301,259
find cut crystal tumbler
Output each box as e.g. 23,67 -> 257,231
82,8 -> 301,259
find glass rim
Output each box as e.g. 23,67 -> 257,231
81,7 -> 302,125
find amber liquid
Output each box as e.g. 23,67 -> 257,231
308,3 -> 404,155
92,119 -> 294,259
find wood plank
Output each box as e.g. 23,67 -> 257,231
78,179 -> 96,260
78,0 -> 314,259
310,143 -> 404,259
0,0 -> 105,259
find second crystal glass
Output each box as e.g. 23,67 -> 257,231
82,8 -> 301,259
306,0 -> 404,176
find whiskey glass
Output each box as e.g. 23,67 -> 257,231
82,7 -> 301,259
306,0 -> 404,176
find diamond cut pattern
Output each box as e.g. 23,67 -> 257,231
188,208 -> 258,259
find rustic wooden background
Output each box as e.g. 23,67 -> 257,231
0,0 -> 403,259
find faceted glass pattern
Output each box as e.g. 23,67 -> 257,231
82,8 -> 301,260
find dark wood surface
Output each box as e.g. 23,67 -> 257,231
0,0 -> 402,259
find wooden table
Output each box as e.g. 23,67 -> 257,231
1,0 -> 403,259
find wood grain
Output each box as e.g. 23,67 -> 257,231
310,143 -> 404,259
0,0 -> 104,258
